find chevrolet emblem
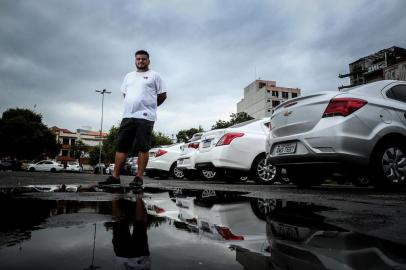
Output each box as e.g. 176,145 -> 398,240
283,111 -> 292,117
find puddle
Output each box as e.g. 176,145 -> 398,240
0,187 -> 405,270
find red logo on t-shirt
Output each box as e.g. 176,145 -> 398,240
144,76 -> 148,79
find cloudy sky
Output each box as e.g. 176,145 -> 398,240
1,0 -> 406,137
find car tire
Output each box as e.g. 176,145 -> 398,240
250,198 -> 277,221
370,140 -> 406,190
170,163 -> 184,179
29,167 -> 35,172
287,168 -> 322,187
50,168 -> 56,173
251,155 -> 280,185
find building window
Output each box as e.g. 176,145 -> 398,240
272,91 -> 278,97
292,92 -> 298,98
272,100 -> 280,107
282,92 -> 289,99
267,109 -> 271,112
71,139 -> 75,145
62,150 -> 69,157
259,82 -> 266,89
267,90 -> 270,93
267,99 -> 271,102
63,138 -> 69,145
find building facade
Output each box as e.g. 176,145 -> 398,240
339,46 -> 406,89
51,127 -> 107,162
237,80 -> 301,118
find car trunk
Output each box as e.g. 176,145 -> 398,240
199,129 -> 227,152
271,91 -> 340,137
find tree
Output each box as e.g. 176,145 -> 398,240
89,145 -> 106,166
71,140 -> 90,159
211,112 -> 254,130
176,126 -> 204,143
152,131 -> 173,147
102,126 -> 119,162
0,108 -> 60,160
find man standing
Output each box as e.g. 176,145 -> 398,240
99,50 -> 167,187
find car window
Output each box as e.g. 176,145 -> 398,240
46,161 -> 53,164
386,85 -> 406,103
38,161 -> 45,164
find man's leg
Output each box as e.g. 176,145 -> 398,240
113,151 -> 128,179
137,151 -> 149,179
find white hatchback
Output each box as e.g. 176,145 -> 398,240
194,118 -> 282,184
146,143 -> 185,179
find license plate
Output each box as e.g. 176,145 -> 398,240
275,142 -> 297,155
273,223 -> 299,241
202,139 -> 212,148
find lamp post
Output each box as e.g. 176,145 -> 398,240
95,89 -> 111,174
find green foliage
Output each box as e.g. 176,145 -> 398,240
71,140 -> 89,159
0,108 -> 60,159
102,126 -> 119,162
211,112 -> 254,130
176,126 -> 204,143
152,131 -> 173,147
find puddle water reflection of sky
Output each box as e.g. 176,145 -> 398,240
0,187 -> 405,270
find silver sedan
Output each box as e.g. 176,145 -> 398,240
266,80 -> 406,190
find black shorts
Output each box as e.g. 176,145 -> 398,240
117,118 -> 154,153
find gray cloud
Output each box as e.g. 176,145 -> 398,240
1,0 -> 405,136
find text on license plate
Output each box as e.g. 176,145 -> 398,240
275,142 -> 297,155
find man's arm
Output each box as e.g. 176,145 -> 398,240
157,92 -> 167,106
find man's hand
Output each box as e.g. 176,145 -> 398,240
157,92 -> 167,106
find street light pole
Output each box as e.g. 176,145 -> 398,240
95,89 -> 111,174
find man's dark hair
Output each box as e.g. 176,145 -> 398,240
135,50 -> 149,58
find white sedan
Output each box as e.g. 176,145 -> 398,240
28,160 -> 64,172
194,118 -> 282,184
65,162 -> 83,173
145,143 -> 185,179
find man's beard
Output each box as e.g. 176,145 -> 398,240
136,64 -> 149,71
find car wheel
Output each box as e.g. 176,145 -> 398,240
250,198 -> 276,221
199,169 -> 217,180
370,141 -> 406,190
29,167 -> 35,172
287,168 -> 322,187
170,163 -> 184,179
251,156 -> 280,184
50,168 -> 56,173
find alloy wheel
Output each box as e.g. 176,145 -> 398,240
381,147 -> 406,184
173,166 -> 184,179
202,170 -> 216,180
257,159 -> 276,182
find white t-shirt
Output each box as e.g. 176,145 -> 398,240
121,70 -> 166,121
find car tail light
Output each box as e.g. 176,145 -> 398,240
154,205 -> 165,214
155,149 -> 168,157
216,132 -> 244,146
322,98 -> 367,118
215,225 -> 244,240
188,142 -> 200,149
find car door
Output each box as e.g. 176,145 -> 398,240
385,84 -> 406,126
35,161 -> 46,171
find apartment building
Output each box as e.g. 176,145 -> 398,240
237,80 -> 301,118
339,46 -> 406,89
51,126 -> 107,162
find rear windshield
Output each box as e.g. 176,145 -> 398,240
230,119 -> 258,128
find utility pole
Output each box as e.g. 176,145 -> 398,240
95,89 -> 111,174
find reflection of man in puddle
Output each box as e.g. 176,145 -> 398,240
112,195 -> 151,270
